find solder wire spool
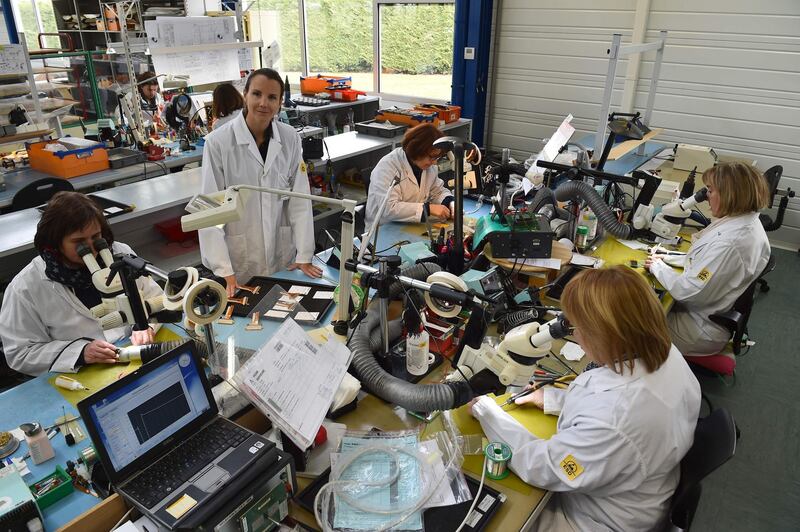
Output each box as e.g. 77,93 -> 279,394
484,442 -> 512,480
79,445 -> 98,467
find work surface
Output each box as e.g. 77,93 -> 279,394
0,141 -> 670,530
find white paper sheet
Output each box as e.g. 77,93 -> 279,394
560,341 -> 585,361
313,291 -> 335,300
235,319 -> 352,449
521,258 -> 562,270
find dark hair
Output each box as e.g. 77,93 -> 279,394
34,192 -> 114,254
137,70 -> 159,87
212,83 -> 244,119
244,68 -> 284,97
402,123 -> 444,161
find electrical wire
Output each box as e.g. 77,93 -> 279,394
455,454 -> 488,532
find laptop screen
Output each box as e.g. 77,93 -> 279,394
84,345 -> 212,473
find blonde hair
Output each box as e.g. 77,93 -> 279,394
561,266 -> 671,374
702,162 -> 769,217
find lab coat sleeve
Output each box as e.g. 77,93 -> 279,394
198,137 -> 235,278
368,157 -> 424,223
543,387 -> 568,416
0,284 -> 90,376
384,181 -> 424,223
650,242 -> 746,305
289,135 -> 315,264
473,396 -> 646,495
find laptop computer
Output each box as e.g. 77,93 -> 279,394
78,341 -> 277,530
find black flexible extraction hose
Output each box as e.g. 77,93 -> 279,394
554,180 -> 633,239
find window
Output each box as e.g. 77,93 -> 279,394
248,0 -> 304,86
10,0 -> 60,50
375,1 -> 454,101
305,0 -> 373,91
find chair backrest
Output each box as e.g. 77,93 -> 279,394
11,177 -> 74,212
669,408 -> 738,531
763,165 -> 783,209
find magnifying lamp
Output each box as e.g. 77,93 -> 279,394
182,185 -> 358,334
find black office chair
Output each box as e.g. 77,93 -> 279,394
10,177 -> 74,212
667,408 -> 738,531
758,165 -> 794,292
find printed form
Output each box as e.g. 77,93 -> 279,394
235,319 -> 352,449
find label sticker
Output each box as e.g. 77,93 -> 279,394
166,494 -> 197,519
465,509 -> 482,528
560,454 -> 584,481
697,267 -> 713,282
478,493 -> 496,512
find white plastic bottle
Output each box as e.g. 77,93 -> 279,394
20,422 -> 54,465
406,327 -> 431,376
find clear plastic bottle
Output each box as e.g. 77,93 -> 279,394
580,208 -> 598,240
406,327 -> 431,376
20,422 -> 54,465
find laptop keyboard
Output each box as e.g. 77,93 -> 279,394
124,418 -> 251,508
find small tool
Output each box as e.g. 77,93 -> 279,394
238,285 -> 261,295
245,312 -> 262,331
228,296 -> 249,306
217,305 -> 235,325
54,375 -> 89,391
545,352 -> 580,376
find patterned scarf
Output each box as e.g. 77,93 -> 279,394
40,249 -> 101,308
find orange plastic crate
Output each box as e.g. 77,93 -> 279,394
375,109 -> 440,128
414,103 -> 461,124
28,140 -> 109,178
300,74 -> 352,95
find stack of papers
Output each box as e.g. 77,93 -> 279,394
234,319 -> 352,449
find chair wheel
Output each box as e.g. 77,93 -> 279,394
760,285 -> 770,293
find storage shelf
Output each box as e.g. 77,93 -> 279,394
0,129 -> 53,147
32,67 -> 75,74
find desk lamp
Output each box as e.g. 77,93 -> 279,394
182,185 -> 358,335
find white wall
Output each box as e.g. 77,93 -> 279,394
486,0 -> 800,249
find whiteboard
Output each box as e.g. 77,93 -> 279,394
0,44 -> 27,76
145,16 -> 240,86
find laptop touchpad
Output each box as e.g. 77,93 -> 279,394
195,466 -> 229,492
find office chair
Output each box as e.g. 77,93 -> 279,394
10,177 -> 74,212
758,165 -> 794,292
683,255 -> 772,377
666,408 -> 738,531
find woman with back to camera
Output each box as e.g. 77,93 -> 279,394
199,68 -> 321,297
0,192 -> 161,376
646,161 -> 770,356
471,266 -> 701,531
210,82 -> 244,131
365,123 -> 454,227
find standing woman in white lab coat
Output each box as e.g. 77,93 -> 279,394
199,68 -> 321,296
471,266 -> 701,531
365,123 -> 454,227
646,162 -> 770,356
0,192 -> 160,376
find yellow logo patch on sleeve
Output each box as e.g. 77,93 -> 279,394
300,161 -> 307,173
560,454 -> 584,481
697,268 -> 713,283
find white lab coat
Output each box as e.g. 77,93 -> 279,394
212,109 -> 241,131
0,242 -> 163,376
198,114 -> 315,284
473,346 -> 701,532
650,212 -> 769,356
365,147 -> 452,227
139,92 -> 164,126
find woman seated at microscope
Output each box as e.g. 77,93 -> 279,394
365,123 -> 454,227
471,266 -> 701,531
646,161 -> 770,357
0,192 -> 162,376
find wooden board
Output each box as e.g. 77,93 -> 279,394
607,127 -> 663,161
0,129 -> 54,147
485,240 -> 572,273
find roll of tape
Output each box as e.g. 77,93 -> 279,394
183,279 -> 228,325
164,267 -> 199,311
424,271 -> 468,318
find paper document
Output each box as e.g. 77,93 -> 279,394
560,341 -> 585,362
235,319 -> 352,449
570,253 -> 604,268
522,258 -> 562,270
526,114 -> 576,194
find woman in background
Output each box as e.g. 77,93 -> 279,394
210,83 -> 244,131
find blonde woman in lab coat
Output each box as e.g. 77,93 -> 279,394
471,266 -> 701,531
1,192 -> 161,376
199,68 -> 321,296
365,123 -> 454,227
646,162 -> 770,356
